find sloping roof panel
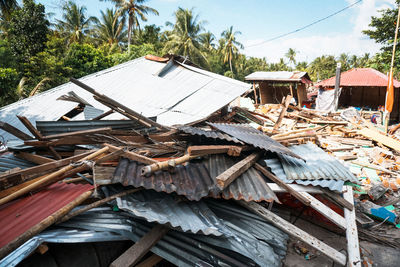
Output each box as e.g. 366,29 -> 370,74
315,68 -> 400,88
0,183 -> 93,249
0,57 -> 251,141
178,125 -> 244,144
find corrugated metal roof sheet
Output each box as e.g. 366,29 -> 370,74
0,153 -> 35,173
279,143 -> 358,183
60,204 -> 287,267
315,68 -> 400,88
113,188 -> 232,236
0,182 -> 93,249
208,123 -> 302,159
0,228 -> 127,267
112,154 -> 278,202
0,57 -> 251,141
264,158 -> 344,192
245,71 -> 311,83
178,125 -> 244,144
36,120 -> 147,136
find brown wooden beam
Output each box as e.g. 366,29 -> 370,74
0,121 -> 33,140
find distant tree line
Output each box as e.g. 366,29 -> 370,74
0,0 -> 396,106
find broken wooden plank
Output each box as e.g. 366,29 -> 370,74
216,152 -> 261,190
187,145 -> 251,157
106,144 -> 157,165
16,116 -> 43,139
15,152 -> 56,165
273,95 -> 292,133
93,166 -> 116,184
254,163 -> 311,206
0,121 -> 33,140
70,78 -> 167,130
0,190 -> 93,260
110,224 -> 169,267
92,109 -> 114,120
41,127 -> 113,140
310,120 -> 348,125
343,186 -> 361,267
268,183 -> 324,194
299,192 -> 346,230
240,201 -> 347,266
0,147 -> 108,206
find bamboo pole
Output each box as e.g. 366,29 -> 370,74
0,190 -> 93,260
0,147 -> 109,206
141,154 -> 197,176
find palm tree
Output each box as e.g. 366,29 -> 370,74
0,0 -> 18,21
164,8 -> 207,66
94,8 -> 127,46
221,26 -> 243,75
285,48 -> 297,68
56,1 -> 98,44
106,0 -> 159,53
200,31 -> 215,51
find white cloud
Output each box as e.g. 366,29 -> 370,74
243,0 -> 396,63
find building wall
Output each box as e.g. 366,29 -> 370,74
259,82 -> 294,104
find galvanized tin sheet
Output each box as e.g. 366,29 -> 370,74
279,143 -> 358,182
112,154 -> 278,202
178,125 -> 244,144
0,153 -> 36,173
208,123 -> 302,159
264,158 -> 344,192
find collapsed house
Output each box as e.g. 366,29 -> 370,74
0,56 -> 399,267
315,68 -> 400,119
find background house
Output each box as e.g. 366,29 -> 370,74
245,71 -> 312,107
315,68 -> 400,119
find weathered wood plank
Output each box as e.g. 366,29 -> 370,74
273,95 -> 292,133
136,254 -> 163,267
41,127 -> 113,140
188,145 -> 251,157
15,152 -> 56,165
240,201 -> 347,266
343,185 -> 361,267
0,121 -> 33,140
110,224 -> 169,267
216,152 -> 261,190
107,144 -> 157,165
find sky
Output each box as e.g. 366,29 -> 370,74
37,0 -> 397,63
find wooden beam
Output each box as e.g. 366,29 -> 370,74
267,183 -> 324,194
110,224 -> 169,267
254,163 -> 311,206
298,192 -> 347,230
0,147 -> 108,206
321,188 -> 354,211
358,127 -> 400,152
216,152 -> 261,190
92,109 -> 114,120
41,127 -> 113,140
15,152 -> 56,165
0,121 -> 33,140
141,154 -> 197,176
16,115 -> 43,139
273,95 -> 292,133
343,186 -> 361,267
106,144 -> 157,165
240,201 -> 347,266
0,190 -> 93,260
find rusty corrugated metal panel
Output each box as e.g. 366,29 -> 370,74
112,154 -> 277,202
0,183 -> 93,249
208,123 -> 302,159
178,125 -> 244,144
278,143 -> 358,183
315,68 -> 400,88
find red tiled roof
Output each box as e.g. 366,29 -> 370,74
0,182 -> 93,249
315,68 -> 400,88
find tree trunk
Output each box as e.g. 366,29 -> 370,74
229,56 -> 233,77
128,18 -> 132,54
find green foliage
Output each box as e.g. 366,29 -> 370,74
0,38 -> 15,68
7,0 -> 49,64
112,43 -> 157,64
65,43 -> 113,78
132,24 -> 162,50
0,67 -> 19,105
94,8 -> 127,47
307,55 -> 337,81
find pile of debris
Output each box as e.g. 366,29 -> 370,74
1,77 -> 400,266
